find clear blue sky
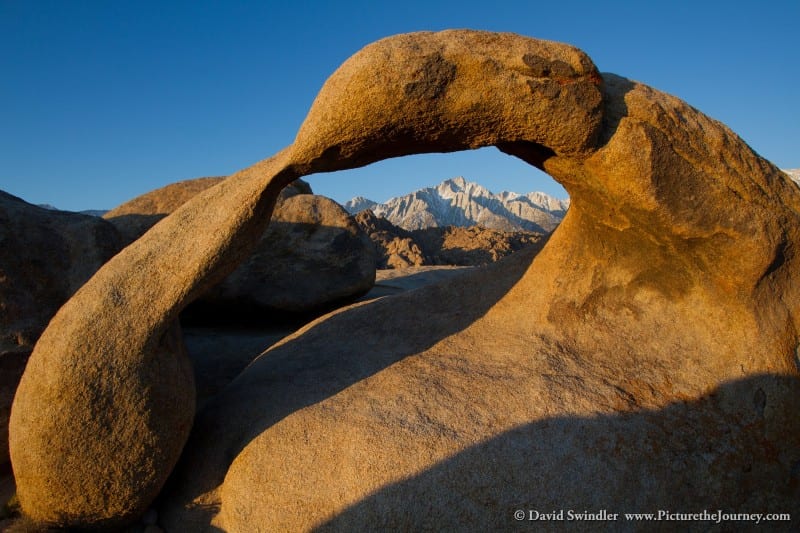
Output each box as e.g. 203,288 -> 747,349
1,1 -> 797,211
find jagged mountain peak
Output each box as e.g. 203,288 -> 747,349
436,176 -> 491,198
344,196 -> 379,213
442,176 -> 467,188
345,177 -> 568,233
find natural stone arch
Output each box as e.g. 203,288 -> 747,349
9,30 -> 800,528
287,30 -> 604,173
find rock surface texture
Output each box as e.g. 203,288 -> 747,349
354,209 -> 429,268
103,177 -> 313,246
102,176 -> 228,246
106,178 -> 374,317
414,224 -> 545,266
198,194 -> 375,315
0,192 -> 122,469
9,30 -> 800,530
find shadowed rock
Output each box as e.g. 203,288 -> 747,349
192,194 -> 375,317
9,29 -> 800,529
0,191 -> 122,470
103,177 -> 312,247
106,178 -> 374,319
9,154 -> 299,528
103,177 -> 227,245
314,375 -> 799,531
354,209 -> 545,268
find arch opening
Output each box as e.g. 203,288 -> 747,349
306,145 -> 568,208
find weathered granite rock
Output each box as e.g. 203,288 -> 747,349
354,209 -> 428,268
355,209 -> 544,267
8,151 -> 299,527
102,177 -> 225,245
0,191 -> 122,468
165,252 -> 800,531
103,176 -> 311,246
106,178 -> 373,317
413,225 -> 545,266
10,29 -> 800,530
197,193 -> 375,315
159,31 -> 800,531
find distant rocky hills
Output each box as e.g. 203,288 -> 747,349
354,209 -> 544,268
785,168 -> 800,185
37,204 -> 107,217
344,176 -> 569,233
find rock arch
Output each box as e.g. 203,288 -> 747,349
9,30 -> 800,528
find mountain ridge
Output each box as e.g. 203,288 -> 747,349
344,176 -> 569,232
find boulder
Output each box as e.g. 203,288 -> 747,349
193,194 -> 375,317
10,29 -> 800,530
103,176 -> 311,247
0,191 -> 122,468
164,251 -> 800,531
103,176 -> 225,245
106,178 -> 373,317
354,209 -> 427,268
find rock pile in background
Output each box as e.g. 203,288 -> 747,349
412,224 -> 544,265
355,208 -> 544,268
105,177 -> 375,319
353,209 -> 428,268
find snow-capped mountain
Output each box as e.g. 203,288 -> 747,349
344,196 -> 379,213
784,168 -> 800,186
344,177 -> 569,233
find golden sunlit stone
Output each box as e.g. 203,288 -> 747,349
10,30 -> 799,529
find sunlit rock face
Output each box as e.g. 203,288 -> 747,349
9,30 -> 800,530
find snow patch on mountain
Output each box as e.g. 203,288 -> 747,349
344,176 -> 569,233
784,168 -> 800,186
345,196 -> 379,213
